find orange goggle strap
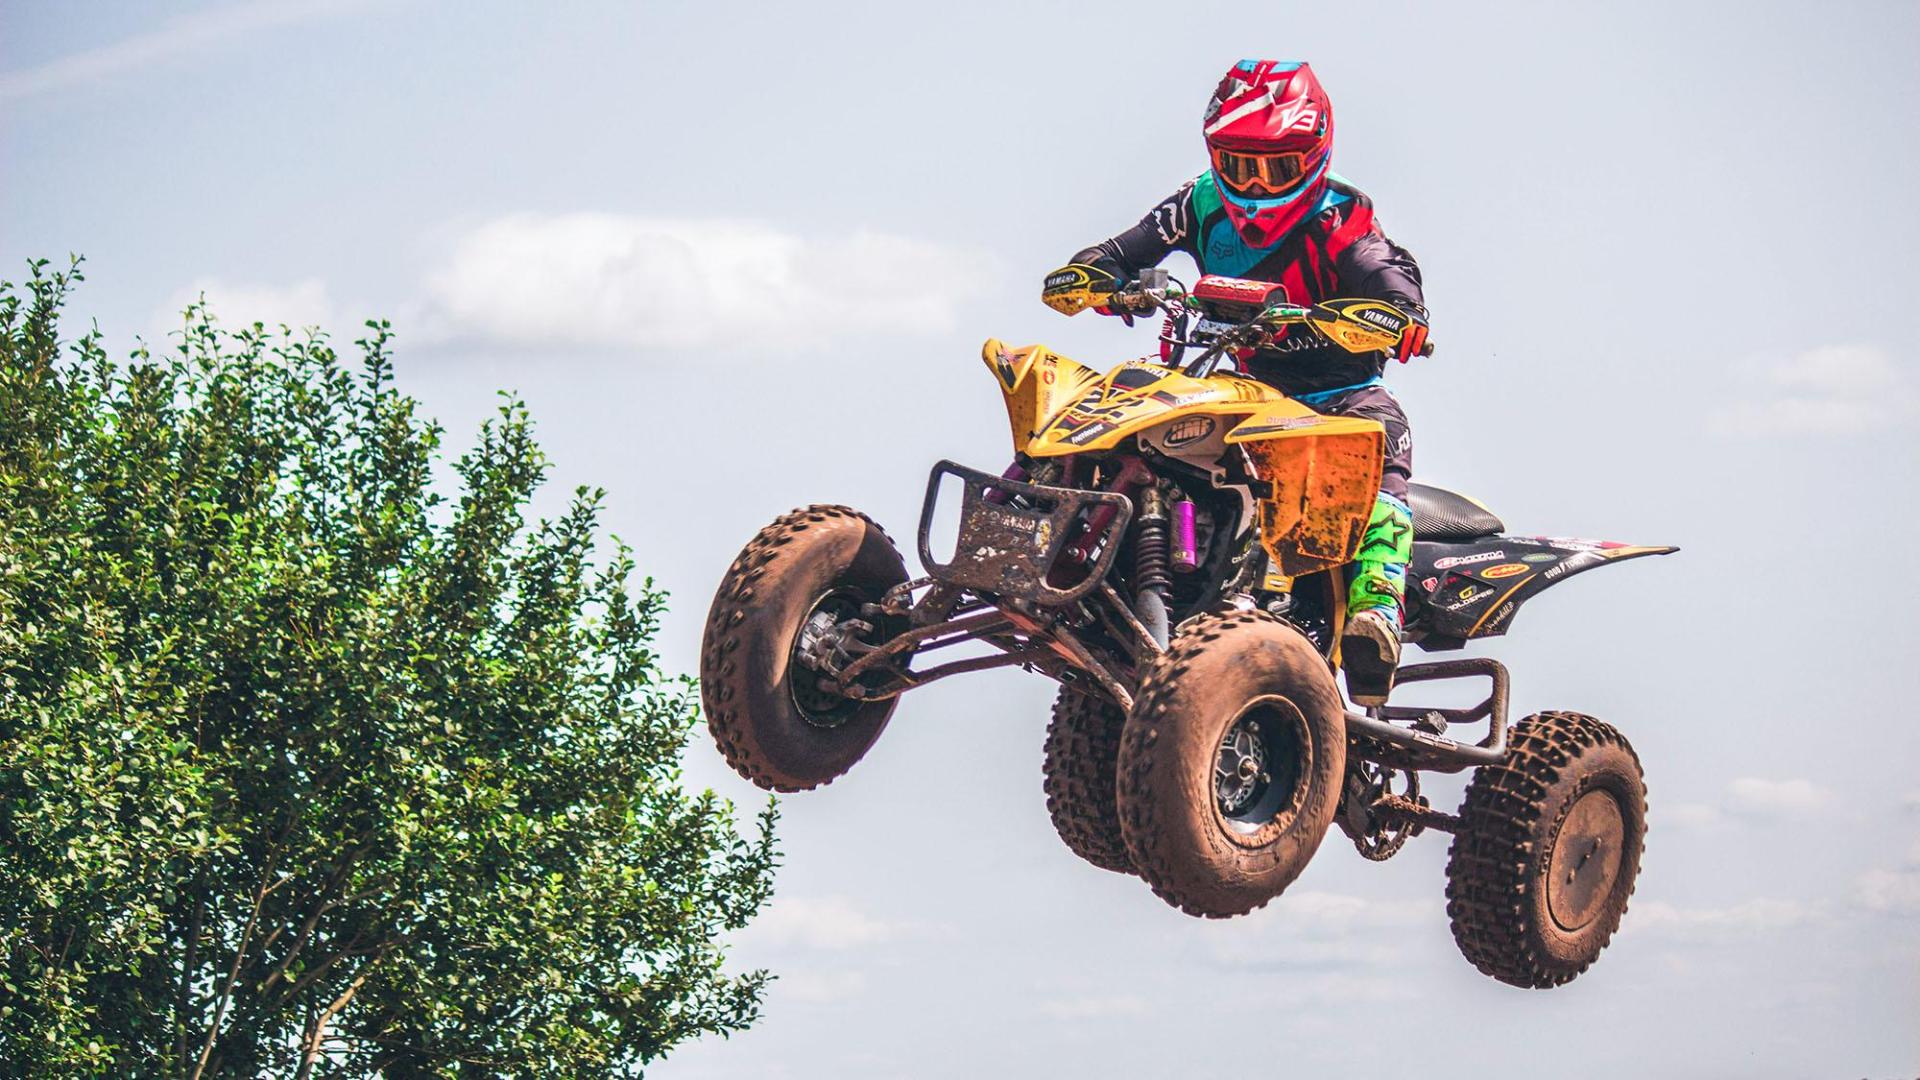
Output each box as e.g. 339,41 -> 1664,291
1209,146 -> 1311,199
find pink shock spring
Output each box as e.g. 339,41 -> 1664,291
1172,499 -> 1198,571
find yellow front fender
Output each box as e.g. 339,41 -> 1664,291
980,338 -> 1102,453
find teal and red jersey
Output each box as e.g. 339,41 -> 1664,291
1072,172 -> 1427,396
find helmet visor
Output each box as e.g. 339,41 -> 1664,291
1210,146 -> 1311,200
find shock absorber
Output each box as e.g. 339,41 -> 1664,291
1135,486 -> 1172,645
1136,486 -> 1172,596
1171,494 -> 1199,572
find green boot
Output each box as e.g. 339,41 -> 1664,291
1342,493 -> 1412,706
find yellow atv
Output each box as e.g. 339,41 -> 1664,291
700,271 -> 1674,989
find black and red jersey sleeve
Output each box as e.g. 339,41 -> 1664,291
1069,180 -> 1199,279
1334,212 -> 1427,320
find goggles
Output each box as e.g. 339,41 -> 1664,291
1210,146 -> 1312,200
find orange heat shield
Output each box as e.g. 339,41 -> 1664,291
1235,415 -> 1384,577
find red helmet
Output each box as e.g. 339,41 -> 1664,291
1203,60 -> 1334,247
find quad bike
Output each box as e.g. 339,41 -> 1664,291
699,269 -> 1675,989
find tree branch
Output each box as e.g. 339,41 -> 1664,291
189,849 -> 276,1080
174,893 -> 205,1070
293,947 -> 386,1080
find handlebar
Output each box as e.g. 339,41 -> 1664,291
1040,262 -> 1427,368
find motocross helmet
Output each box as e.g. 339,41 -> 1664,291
1204,59 -> 1334,248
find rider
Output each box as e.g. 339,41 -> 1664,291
1041,59 -> 1429,705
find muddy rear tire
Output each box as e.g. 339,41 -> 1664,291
1116,611 -> 1347,918
700,505 -> 908,792
1042,687 -> 1132,875
1445,711 -> 1647,988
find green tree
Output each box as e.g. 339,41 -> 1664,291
0,260 -> 777,1077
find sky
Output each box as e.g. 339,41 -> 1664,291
3,1 -> 1918,1075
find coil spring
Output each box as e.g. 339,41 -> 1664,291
1135,516 -> 1171,597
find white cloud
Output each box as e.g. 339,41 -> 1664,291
1630,898 -> 1820,942
1259,889 -> 1430,932
1711,344 -> 1917,435
1856,869 -> 1920,916
159,278 -> 343,336
772,968 -> 869,1004
1037,994 -> 1150,1021
415,213 -> 995,352
1196,891 -> 1435,971
0,0 -> 370,103
1663,801 -> 1730,832
1669,779 -> 1843,831
1853,837 -> 1920,916
1763,344 -> 1905,395
1724,777 -> 1835,818
737,895 -> 928,952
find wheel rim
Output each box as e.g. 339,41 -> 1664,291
1213,699 -> 1308,834
788,591 -> 864,729
1546,787 -> 1628,932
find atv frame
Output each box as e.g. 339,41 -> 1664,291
802,456 -> 1509,840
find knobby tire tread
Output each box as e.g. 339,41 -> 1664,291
1042,688 -> 1133,874
1444,711 -> 1647,988
1118,609 -> 1340,918
701,504 -> 895,793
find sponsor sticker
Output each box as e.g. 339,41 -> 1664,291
1521,552 -> 1557,563
1481,563 -> 1529,579
1194,275 -> 1278,302
1485,601 -> 1516,630
992,347 -> 1019,389
1537,536 -> 1628,553
1434,550 -> 1503,570
1163,416 -> 1216,447
1356,307 -> 1405,332
1543,552 -> 1596,582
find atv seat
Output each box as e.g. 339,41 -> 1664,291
1409,483 -> 1505,541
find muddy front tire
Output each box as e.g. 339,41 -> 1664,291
1445,711 -> 1647,988
700,505 -> 908,793
1116,611 -> 1347,918
1042,687 -> 1132,875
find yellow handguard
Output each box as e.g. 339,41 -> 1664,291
1040,262 -> 1120,316
1305,298 -> 1416,354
